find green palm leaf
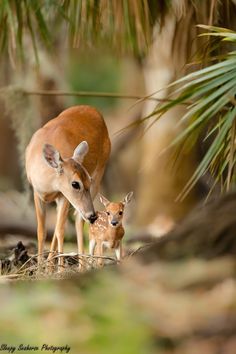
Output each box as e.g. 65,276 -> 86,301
146,26 -> 236,197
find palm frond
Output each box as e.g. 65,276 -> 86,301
198,25 -> 236,42
1,1 -> 235,65
60,0 -> 155,55
146,26 -> 236,197
0,0 -> 53,66
0,0 -> 157,65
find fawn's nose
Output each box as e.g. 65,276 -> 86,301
111,221 -> 118,226
88,213 -> 98,224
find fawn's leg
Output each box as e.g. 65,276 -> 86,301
89,239 -> 96,255
53,196 -> 69,270
115,242 -> 123,262
34,192 -> 46,264
96,241 -> 104,267
89,239 -> 96,268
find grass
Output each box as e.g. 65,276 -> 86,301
0,257 -> 154,354
1,255 -> 236,354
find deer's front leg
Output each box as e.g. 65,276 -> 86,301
48,232 -> 57,263
75,212 -> 85,269
34,192 -> 46,265
115,242 -> 123,263
89,239 -> 96,256
54,196 -> 69,271
96,241 -> 104,267
75,212 -> 85,255
89,238 -> 96,268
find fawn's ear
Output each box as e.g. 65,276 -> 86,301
99,194 -> 110,207
43,144 -> 63,170
123,191 -> 133,205
73,141 -> 89,164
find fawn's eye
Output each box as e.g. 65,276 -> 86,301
119,211 -> 123,215
72,181 -> 81,190
106,211 -> 110,216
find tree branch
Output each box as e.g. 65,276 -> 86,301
23,89 -> 172,103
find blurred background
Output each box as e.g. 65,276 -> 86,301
1,0 -> 230,245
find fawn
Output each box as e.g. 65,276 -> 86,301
89,192 -> 133,265
25,105 -> 110,269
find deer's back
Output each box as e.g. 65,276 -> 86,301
25,105 -> 110,186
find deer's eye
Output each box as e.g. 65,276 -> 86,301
72,181 -> 81,190
119,211 -> 123,215
106,212 -> 110,216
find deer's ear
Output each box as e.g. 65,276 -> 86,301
99,194 -> 110,207
73,141 -> 89,164
43,144 -> 62,170
123,191 -> 133,205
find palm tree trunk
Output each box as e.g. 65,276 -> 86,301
135,8 -> 202,229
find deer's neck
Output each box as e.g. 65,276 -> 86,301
107,223 -> 124,237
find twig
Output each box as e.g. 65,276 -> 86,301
0,273 -> 24,280
15,254 -> 38,274
23,89 -> 171,103
47,252 -> 117,262
127,244 -> 154,258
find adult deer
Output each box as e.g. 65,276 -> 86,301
25,105 -> 110,269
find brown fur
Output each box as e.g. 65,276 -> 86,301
26,106 -> 110,191
89,203 -> 125,249
89,192 -> 133,266
25,105 -> 111,268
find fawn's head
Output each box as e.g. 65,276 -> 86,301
100,192 -> 133,227
43,141 -> 97,223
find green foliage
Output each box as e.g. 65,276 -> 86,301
145,26 -> 236,198
61,0 -> 154,56
1,255 -> 236,353
0,0 -> 52,66
0,272 -> 154,354
2,0 -> 235,67
0,0 -> 158,66
66,53 -> 121,112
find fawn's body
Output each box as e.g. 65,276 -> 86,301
25,105 -> 110,268
89,193 -> 133,265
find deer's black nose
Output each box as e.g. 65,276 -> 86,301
88,213 -> 98,224
111,221 -> 118,226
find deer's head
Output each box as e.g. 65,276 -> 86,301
43,141 -> 97,223
100,192 -> 133,227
